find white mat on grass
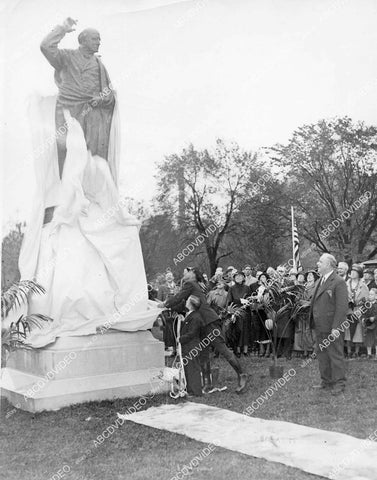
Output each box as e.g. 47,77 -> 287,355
118,402 -> 377,480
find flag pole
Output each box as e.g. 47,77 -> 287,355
291,206 -> 296,271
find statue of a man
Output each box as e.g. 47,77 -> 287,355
15,17 -> 159,350
41,18 -> 115,178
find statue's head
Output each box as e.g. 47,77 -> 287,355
78,28 -> 101,53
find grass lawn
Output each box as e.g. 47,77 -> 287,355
1,355 -> 377,480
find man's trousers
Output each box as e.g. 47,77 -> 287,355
315,330 -> 346,387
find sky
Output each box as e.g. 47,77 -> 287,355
2,0 -> 377,233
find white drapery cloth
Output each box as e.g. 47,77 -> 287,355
19,95 -> 159,348
119,402 -> 377,480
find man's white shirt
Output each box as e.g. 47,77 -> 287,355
321,270 -> 334,285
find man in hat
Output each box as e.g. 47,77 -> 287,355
310,253 -> 348,395
41,17 -> 115,179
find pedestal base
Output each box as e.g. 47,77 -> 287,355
1,331 -> 168,412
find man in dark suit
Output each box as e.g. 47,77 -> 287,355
310,254 -> 349,395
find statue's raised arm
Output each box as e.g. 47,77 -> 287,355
40,18 -> 78,70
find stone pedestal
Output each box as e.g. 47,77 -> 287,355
1,330 -> 168,412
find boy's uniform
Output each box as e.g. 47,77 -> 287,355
179,311 -> 204,396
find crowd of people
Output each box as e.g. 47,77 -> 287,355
148,260 -> 377,396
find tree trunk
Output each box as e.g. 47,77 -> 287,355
206,246 -> 218,276
177,165 -> 185,229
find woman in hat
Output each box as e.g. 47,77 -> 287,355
207,279 -> 229,358
208,267 -> 224,291
226,271 -> 251,357
207,280 -> 228,313
293,270 -> 318,357
305,270 -> 319,298
361,288 -> 377,359
345,264 -> 369,358
254,272 -> 272,357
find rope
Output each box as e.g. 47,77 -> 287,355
169,313 -> 188,399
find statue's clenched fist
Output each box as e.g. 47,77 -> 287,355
62,17 -> 78,32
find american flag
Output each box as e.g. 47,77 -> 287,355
291,207 -> 302,271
